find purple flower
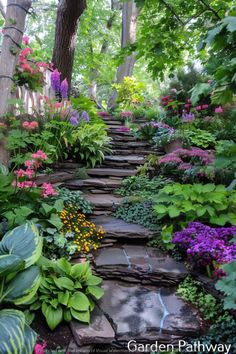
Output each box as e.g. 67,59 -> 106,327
60,78 -> 68,99
81,111 -> 90,122
51,69 -> 61,93
70,116 -> 79,126
182,112 -> 195,122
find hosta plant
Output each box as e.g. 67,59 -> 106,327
216,261 -> 236,310
154,183 -> 236,226
30,258 -> 104,330
0,223 -> 43,353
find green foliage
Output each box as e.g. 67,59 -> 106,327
0,223 -> 42,353
200,15 -> 236,105
191,317 -> 236,353
183,127 -> 216,148
116,199 -> 160,230
190,83 -> 212,105
154,183 -> 236,226
53,188 -> 92,214
72,123 -> 111,167
71,96 -> 99,122
0,309 -> 37,354
113,77 -> 145,108
43,229 -> 77,260
32,258 -> 104,330
177,276 -> 221,321
116,175 -> 172,198
215,261 -> 236,310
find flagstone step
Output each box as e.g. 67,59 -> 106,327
70,280 -> 201,352
110,140 -> 150,148
104,155 -> 146,165
63,177 -> 122,191
90,215 -> 155,240
87,168 -> 137,178
84,193 -> 123,211
93,245 -> 188,286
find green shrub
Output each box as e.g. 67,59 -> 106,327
0,223 -> 42,353
53,188 -> 92,214
154,183 -> 236,226
215,261 -> 236,310
31,258 -> 104,330
72,123 -> 111,167
116,199 -> 160,230
183,127 -> 216,148
177,276 -> 221,321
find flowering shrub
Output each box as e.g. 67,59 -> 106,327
14,42 -> 50,91
60,206 -> 105,253
173,222 -> 236,276
51,69 -> 68,98
137,121 -> 174,142
13,150 -> 57,197
159,148 -> 214,181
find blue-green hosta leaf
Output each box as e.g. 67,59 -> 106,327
0,309 -> 37,354
0,254 -> 25,276
0,223 -> 42,268
4,266 -> 41,305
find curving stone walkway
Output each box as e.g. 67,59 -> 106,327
63,117 -> 202,353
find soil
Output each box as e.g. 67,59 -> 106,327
31,311 -> 72,352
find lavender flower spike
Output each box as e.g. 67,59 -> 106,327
81,111 -> 90,122
51,69 -> 61,93
60,78 -> 68,99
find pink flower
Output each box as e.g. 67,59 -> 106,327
20,47 -> 33,58
184,103 -> 192,109
97,112 -> 110,117
187,99 -> 192,103
161,96 -> 170,101
52,102 -> 63,109
170,88 -> 177,93
15,181 -> 37,189
24,160 -> 34,168
215,106 -> 223,114
34,342 -> 47,354
32,150 -> 48,160
202,104 -> 209,109
120,111 -> 133,117
42,183 -> 58,198
22,35 -> 30,45
22,121 -> 38,131
195,106 -> 202,111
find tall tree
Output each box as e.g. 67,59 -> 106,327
108,0 -> 139,108
52,0 -> 87,91
0,0 -> 32,165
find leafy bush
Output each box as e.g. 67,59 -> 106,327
116,175 -> 172,198
113,77 -> 145,108
31,258 -> 104,330
216,261 -> 236,310
116,199 -> 159,230
177,276 -> 221,321
53,188 -> 92,214
183,127 -> 216,148
0,223 -> 42,353
154,183 -> 236,226
72,123 -> 111,167
43,229 -> 78,260
191,317 -> 236,354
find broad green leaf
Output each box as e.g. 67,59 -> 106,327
70,261 -> 90,279
0,223 -> 42,268
58,291 -> 70,306
70,308 -> 90,323
87,286 -> 104,300
45,305 -> 63,330
4,266 -> 41,305
68,291 -> 90,311
54,277 -> 74,290
86,275 -> 102,286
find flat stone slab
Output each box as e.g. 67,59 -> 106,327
93,245 -> 187,285
99,281 -> 201,344
70,307 -> 115,346
84,193 -> 123,210
91,216 -> 154,240
64,178 -> 122,190
104,155 -> 145,165
87,168 -> 136,177
36,172 -> 75,185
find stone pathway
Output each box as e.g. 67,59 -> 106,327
63,117 -> 202,353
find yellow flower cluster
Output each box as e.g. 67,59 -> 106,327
60,206 -> 105,254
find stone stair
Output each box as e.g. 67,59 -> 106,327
64,116 -> 202,353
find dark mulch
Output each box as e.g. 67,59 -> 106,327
31,311 -> 72,352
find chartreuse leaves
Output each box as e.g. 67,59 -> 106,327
32,258 -> 104,330
154,183 -> 236,226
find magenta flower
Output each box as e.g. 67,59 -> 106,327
50,69 -> 61,93
22,35 -> 30,45
60,78 -> 68,99
202,104 -> 209,109
195,106 -> 202,111
215,106 -> 223,114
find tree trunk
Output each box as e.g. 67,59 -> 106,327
0,0 -> 6,19
52,0 -> 86,91
0,0 -> 32,165
108,0 -> 139,109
